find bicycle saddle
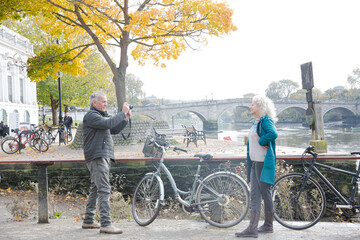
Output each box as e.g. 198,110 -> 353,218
20,130 -> 32,135
194,154 -> 213,161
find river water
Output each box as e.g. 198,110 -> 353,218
215,124 -> 360,154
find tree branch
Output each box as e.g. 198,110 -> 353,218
46,0 -> 75,13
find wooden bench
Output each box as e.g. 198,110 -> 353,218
153,127 -> 187,141
183,125 -> 206,147
192,125 -> 206,145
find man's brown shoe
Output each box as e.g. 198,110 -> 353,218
82,222 -> 101,229
100,226 -> 123,234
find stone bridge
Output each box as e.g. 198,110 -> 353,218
132,98 -> 360,130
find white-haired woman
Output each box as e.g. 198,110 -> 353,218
236,95 -> 278,238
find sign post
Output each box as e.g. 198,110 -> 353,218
301,62 -> 327,153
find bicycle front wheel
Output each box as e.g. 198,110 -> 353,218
273,173 -> 326,230
31,137 -> 49,152
67,132 -> 73,143
195,172 -> 250,228
1,137 -> 20,154
132,174 -> 162,226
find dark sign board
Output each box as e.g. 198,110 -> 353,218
301,62 -> 314,90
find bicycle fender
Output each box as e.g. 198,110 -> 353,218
145,172 -> 165,205
203,171 -> 250,192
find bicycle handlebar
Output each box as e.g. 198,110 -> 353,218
304,146 -> 317,157
173,147 -> 187,153
149,138 -> 187,153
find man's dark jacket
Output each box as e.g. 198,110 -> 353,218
82,106 -> 128,162
64,116 -> 73,128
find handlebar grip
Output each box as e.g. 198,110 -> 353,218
173,147 -> 187,153
305,146 -> 315,152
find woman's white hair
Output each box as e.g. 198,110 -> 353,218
252,95 -> 278,123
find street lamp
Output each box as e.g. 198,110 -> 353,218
56,70 -> 65,144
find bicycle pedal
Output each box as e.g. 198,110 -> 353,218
336,204 -> 352,209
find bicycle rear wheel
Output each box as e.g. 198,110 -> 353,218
195,172 -> 250,228
132,174 -> 162,226
1,137 -> 20,154
273,173 -> 326,230
31,137 -> 49,152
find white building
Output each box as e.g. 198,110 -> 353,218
0,26 -> 37,129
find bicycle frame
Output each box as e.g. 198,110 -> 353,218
150,146 -> 231,208
301,155 -> 360,209
11,130 -> 38,153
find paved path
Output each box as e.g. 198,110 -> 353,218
1,217 -> 359,240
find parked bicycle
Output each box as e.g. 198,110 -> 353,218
272,145 -> 360,230
39,124 -> 72,145
1,128 -> 49,154
132,138 -> 250,228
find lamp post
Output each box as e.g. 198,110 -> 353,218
56,70 -> 65,144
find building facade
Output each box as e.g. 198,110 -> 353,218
0,26 -> 37,129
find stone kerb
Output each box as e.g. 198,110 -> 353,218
70,120 -> 170,149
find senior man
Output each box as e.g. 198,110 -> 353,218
82,91 -> 131,234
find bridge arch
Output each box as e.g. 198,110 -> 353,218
323,106 -> 356,117
217,104 -> 251,124
323,107 -> 356,123
277,106 -> 307,124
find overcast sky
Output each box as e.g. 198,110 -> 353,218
126,0 -> 360,101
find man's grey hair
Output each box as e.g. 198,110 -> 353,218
90,91 -> 105,106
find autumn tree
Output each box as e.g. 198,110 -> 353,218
2,17 -> 103,125
2,0 -> 237,111
265,79 -> 300,100
347,68 -> 360,89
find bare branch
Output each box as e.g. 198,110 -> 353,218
137,0 -> 151,11
54,13 -> 83,28
46,0 -> 75,13
31,43 -> 94,67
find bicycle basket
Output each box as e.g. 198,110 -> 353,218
142,135 -> 161,157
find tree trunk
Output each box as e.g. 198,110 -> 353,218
50,94 -> 59,125
73,2 -> 131,112
114,0 -> 130,112
64,105 -> 69,114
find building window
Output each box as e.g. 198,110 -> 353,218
0,109 -> 7,124
20,78 -> 24,103
24,110 -> 30,123
8,76 -> 13,102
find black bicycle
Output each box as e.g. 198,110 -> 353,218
39,124 -> 72,145
272,146 -> 360,230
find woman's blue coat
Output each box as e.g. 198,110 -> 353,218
246,116 -> 278,185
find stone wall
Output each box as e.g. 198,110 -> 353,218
71,120 -> 170,149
